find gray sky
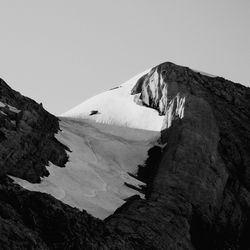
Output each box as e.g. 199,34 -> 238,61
0,0 -> 249,115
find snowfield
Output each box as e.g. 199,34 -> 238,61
62,69 -> 165,131
11,70 -> 166,219
12,118 -> 160,219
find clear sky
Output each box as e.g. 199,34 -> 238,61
0,0 -> 249,115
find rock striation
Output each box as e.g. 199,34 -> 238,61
1,62 -> 250,249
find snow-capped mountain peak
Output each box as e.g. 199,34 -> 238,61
61,69 -> 165,131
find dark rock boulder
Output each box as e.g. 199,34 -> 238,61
0,176 -> 135,250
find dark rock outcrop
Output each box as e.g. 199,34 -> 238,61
1,62 -> 250,249
0,78 -> 69,183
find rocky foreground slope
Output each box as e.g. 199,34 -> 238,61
0,62 -> 250,249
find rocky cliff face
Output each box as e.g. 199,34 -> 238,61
1,62 -> 250,250
128,62 -> 250,249
0,78 -> 69,183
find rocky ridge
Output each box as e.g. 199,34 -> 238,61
0,62 -> 250,249
0,78 -> 69,183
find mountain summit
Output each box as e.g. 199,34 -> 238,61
0,62 -> 250,249
62,69 -> 164,131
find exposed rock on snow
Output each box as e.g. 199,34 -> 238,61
89,110 -> 99,116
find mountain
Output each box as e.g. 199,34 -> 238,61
62,69 -> 164,131
10,71 -> 164,219
0,62 -> 250,249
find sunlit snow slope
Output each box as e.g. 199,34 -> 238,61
62,69 -> 164,131
12,70 -> 165,219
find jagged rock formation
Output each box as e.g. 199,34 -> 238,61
0,62 -> 250,249
0,78 -> 69,183
128,63 -> 250,249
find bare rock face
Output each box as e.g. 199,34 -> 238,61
0,78 -> 69,183
1,62 -> 250,250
